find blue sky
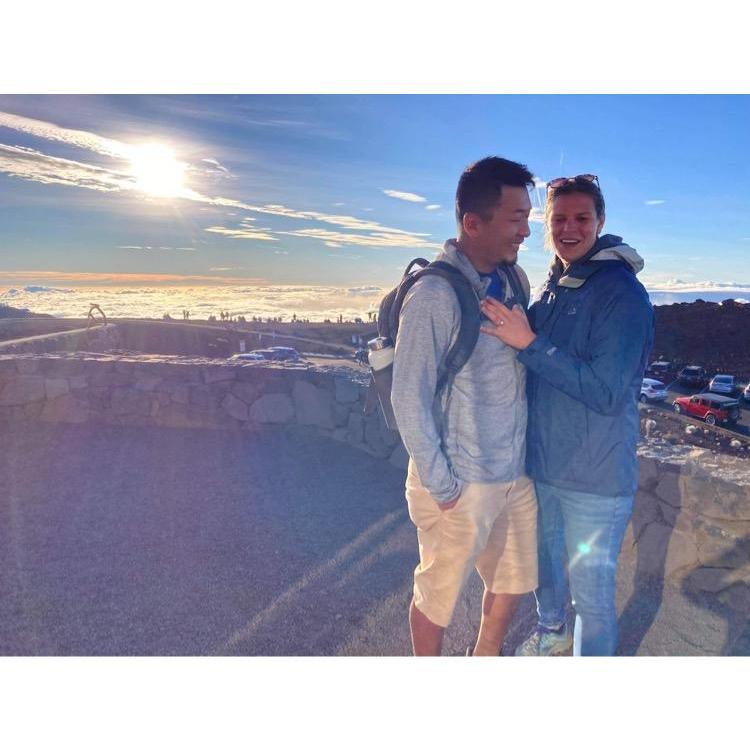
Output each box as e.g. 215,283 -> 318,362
1,94 -> 749,294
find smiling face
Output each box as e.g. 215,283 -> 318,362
548,191 -> 605,266
460,185 -> 532,272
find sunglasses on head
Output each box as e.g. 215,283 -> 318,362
547,174 -> 600,190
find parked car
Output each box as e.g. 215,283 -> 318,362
672,393 -> 741,426
229,352 -> 266,362
677,365 -> 709,389
266,346 -> 302,361
646,360 -> 675,380
640,378 -> 668,403
708,374 -> 737,395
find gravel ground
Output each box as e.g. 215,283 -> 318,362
0,422 -> 742,656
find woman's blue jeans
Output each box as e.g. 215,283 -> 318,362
534,481 -> 633,656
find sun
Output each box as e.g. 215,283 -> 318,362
128,143 -> 188,198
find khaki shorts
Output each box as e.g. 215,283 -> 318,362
405,461 -> 538,628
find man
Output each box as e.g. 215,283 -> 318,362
391,156 -> 538,656
480,174 -> 654,656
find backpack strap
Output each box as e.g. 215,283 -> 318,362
501,264 -> 530,309
427,262 -> 481,395
377,257 -> 481,400
378,258 -> 430,342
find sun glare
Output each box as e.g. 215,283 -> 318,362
128,143 -> 188,198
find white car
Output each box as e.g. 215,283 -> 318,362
640,378 -> 668,403
708,374 -> 736,395
229,352 -> 266,362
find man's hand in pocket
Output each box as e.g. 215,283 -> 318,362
438,493 -> 460,512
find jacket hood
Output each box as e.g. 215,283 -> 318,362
550,233 -> 645,289
589,234 -> 644,274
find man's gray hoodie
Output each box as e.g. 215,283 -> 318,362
391,240 -> 529,504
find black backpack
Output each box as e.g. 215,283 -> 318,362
378,257 -> 528,396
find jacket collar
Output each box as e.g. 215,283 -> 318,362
550,234 -> 645,289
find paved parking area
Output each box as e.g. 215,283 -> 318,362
643,379 -> 750,437
0,422 -> 743,655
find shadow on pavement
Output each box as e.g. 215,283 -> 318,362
0,423 -> 414,655
616,490 -> 676,656
680,536 -> 750,656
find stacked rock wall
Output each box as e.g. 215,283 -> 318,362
0,352 -> 408,469
0,324 -> 121,355
626,456 -> 750,616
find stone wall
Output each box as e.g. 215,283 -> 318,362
0,352 -> 408,469
0,321 -> 241,358
0,324 -> 122,354
624,455 -> 750,617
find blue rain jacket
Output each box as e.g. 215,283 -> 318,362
518,234 -> 654,497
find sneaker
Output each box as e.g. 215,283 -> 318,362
514,625 -> 573,656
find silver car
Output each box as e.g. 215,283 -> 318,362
708,374 -> 736,395
640,378 -> 668,403
229,352 -> 267,361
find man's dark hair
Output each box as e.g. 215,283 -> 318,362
455,156 -> 534,225
546,178 -> 606,219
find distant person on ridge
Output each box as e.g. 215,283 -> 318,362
391,156 -> 538,656
480,174 -> 654,656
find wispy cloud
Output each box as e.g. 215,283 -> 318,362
202,203 -> 437,248
645,199 -> 666,205
278,228 -> 441,250
645,278 -> 750,292
204,225 -> 278,241
0,144 -> 131,192
118,245 -> 196,252
347,286 -> 382,296
426,204 -> 441,210
383,189 -> 427,203
216,202 -> 429,236
200,158 -> 231,176
0,111 -> 130,159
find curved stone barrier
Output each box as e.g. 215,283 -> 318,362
0,323 -> 121,354
0,352 -> 409,470
627,454 -> 750,617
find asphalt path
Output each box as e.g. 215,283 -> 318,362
0,423 -> 743,655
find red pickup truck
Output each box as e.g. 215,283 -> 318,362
672,394 -> 741,426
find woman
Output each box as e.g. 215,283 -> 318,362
480,174 -> 654,656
